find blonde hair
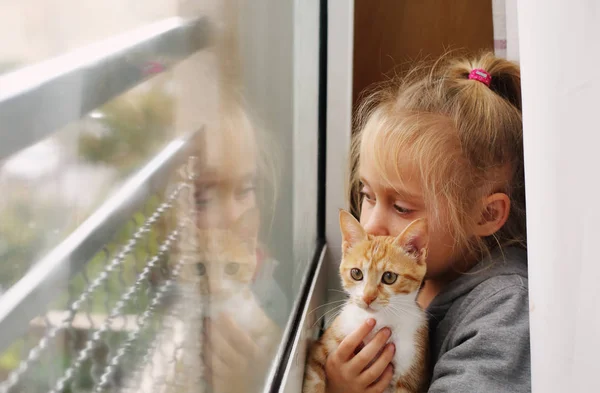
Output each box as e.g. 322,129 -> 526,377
350,51 -> 525,258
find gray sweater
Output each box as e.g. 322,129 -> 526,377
426,247 -> 531,392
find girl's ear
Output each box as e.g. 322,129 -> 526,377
339,209 -> 368,253
474,193 -> 511,237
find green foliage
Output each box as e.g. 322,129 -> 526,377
0,195 -> 171,391
51,196 -> 168,315
0,83 -> 174,290
0,83 -> 176,389
0,340 -> 23,372
78,83 -> 174,174
0,188 -> 65,289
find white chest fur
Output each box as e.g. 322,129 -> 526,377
337,302 -> 425,382
206,288 -> 259,327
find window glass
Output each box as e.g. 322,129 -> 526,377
0,1 -> 321,392
0,0 -> 178,74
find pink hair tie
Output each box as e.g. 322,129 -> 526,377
468,69 -> 492,87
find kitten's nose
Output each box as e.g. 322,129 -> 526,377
363,293 -> 377,306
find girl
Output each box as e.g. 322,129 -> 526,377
325,52 -> 529,392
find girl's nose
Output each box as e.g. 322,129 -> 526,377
362,205 -> 389,236
221,197 -> 240,227
209,195 -> 240,228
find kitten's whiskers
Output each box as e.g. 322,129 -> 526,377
387,303 -> 424,320
327,289 -> 349,296
311,303 -> 346,329
390,298 -> 433,318
308,299 -> 348,315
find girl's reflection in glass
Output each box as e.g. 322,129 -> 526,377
191,101 -> 285,393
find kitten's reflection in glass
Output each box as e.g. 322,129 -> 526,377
177,102 -> 284,393
190,210 -> 279,393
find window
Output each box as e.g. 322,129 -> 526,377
0,1 -> 324,392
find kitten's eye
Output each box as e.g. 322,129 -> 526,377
225,262 -> 240,275
196,263 -> 207,276
382,271 -> 398,285
350,268 -> 363,281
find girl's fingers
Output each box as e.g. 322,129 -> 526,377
215,314 -> 259,358
334,319 -> 376,361
359,343 -> 395,385
205,321 -> 245,369
349,327 -> 391,373
367,364 -> 394,393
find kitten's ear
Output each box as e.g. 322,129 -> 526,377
393,218 -> 428,261
339,209 -> 367,253
232,208 -> 260,248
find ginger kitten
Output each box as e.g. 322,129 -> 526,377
303,210 -> 429,393
179,208 -> 280,347
174,208 -> 280,393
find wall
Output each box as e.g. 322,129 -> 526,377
353,0 -> 494,109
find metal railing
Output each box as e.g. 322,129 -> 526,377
0,17 -> 208,393
0,16 -> 208,162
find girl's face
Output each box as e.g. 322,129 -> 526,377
195,111 -> 260,230
195,170 -> 257,229
358,156 -> 467,280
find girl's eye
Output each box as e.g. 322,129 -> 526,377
382,271 -> 398,285
236,186 -> 255,200
350,268 -> 363,281
393,204 -> 413,214
235,178 -> 257,199
360,188 -> 374,203
224,262 -> 240,275
196,262 -> 207,276
195,198 -> 210,209
195,190 -> 214,210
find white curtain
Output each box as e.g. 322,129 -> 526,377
519,0 -> 600,391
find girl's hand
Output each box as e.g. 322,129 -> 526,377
203,314 -> 264,393
325,319 -> 396,393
